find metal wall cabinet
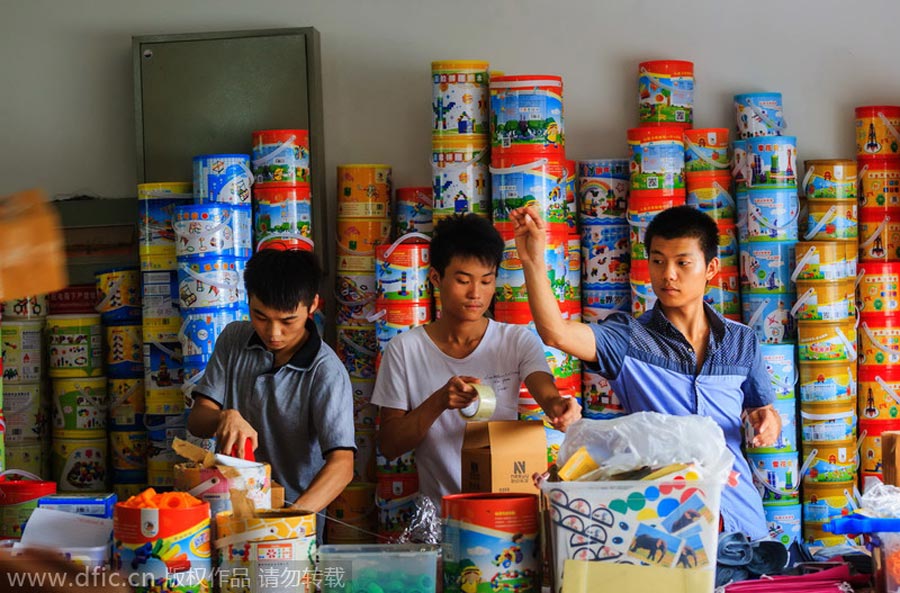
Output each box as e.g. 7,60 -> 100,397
132,27 -> 333,334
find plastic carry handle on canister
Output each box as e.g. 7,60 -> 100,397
252,183 -> 313,250
251,129 -> 310,185
735,92 -> 786,139
193,153 -> 253,205
856,105 -> 900,158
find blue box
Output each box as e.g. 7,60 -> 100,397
37,493 -> 117,518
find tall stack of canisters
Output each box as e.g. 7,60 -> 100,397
1,295 -> 49,478
138,182 -> 191,498
330,164 -> 392,544
96,268 -> 147,497
733,92 -> 803,546
855,106 -> 900,494
168,155 -> 254,488
579,160 -> 630,421
488,73 -> 573,465
790,156 -> 860,548
371,232 -> 431,541
685,128 -> 740,320
629,60 -> 693,318
432,61 -> 491,222
46,308 -> 106,493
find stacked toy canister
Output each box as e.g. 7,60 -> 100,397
732,92 -> 803,547
96,268 -> 147,497
431,61 -> 491,222
1,295 -> 50,479
330,164 -> 392,544
579,160 -> 630,421
46,300 -> 107,493
432,60 -> 492,319
251,129 -> 314,252
629,61 -> 693,318
487,72 -> 578,465
138,182 -> 191,498
371,233 -> 431,540
855,106 -> 900,495
170,154 -> 254,488
791,155 -> 860,547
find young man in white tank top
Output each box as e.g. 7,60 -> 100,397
371,214 -> 582,506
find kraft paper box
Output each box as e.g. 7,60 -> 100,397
461,420 -> 547,494
0,188 -> 67,300
271,481 -> 285,508
882,431 -> 900,487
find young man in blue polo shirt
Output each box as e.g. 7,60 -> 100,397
188,250 -> 356,517
511,204 -> 780,540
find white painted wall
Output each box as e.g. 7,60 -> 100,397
2,0 -> 899,200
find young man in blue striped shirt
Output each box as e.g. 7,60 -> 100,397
511,204 -> 780,539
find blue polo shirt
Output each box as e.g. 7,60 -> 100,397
587,303 -> 775,539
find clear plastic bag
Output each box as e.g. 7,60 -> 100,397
556,411 -> 734,484
395,494 -> 442,544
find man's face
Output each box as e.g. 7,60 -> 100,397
648,236 -> 718,310
249,294 -> 318,355
429,256 -> 496,322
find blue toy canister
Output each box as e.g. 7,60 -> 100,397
763,502 -> 802,547
759,343 -> 797,399
742,292 -> 797,344
735,92 -> 786,139
740,240 -> 797,294
177,257 -> 246,310
179,306 -> 249,363
193,154 -> 254,205
581,223 -> 630,288
746,450 -> 799,502
744,189 -> 799,242
173,203 -> 252,259
746,136 -> 798,189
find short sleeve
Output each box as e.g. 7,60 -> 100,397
583,313 -> 631,380
191,321 -> 242,407
741,339 -> 776,409
370,338 -> 411,411
515,327 -> 552,380
309,353 -> 357,456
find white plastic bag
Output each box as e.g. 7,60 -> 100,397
557,412 -> 734,484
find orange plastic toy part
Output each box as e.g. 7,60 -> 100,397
121,488 -> 204,509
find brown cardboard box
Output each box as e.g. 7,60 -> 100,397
882,431 -> 900,486
0,188 -> 67,300
271,481 -> 286,508
461,420 -> 548,494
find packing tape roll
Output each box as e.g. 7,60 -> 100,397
459,383 -> 497,421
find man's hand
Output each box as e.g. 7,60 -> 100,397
216,409 -> 258,459
745,405 -> 781,449
544,394 -> 582,432
511,205 -> 547,266
441,375 -> 480,410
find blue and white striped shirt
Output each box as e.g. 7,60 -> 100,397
587,303 -> 775,539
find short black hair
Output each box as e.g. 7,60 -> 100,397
430,214 -> 504,275
644,206 -> 719,263
243,249 -> 321,311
